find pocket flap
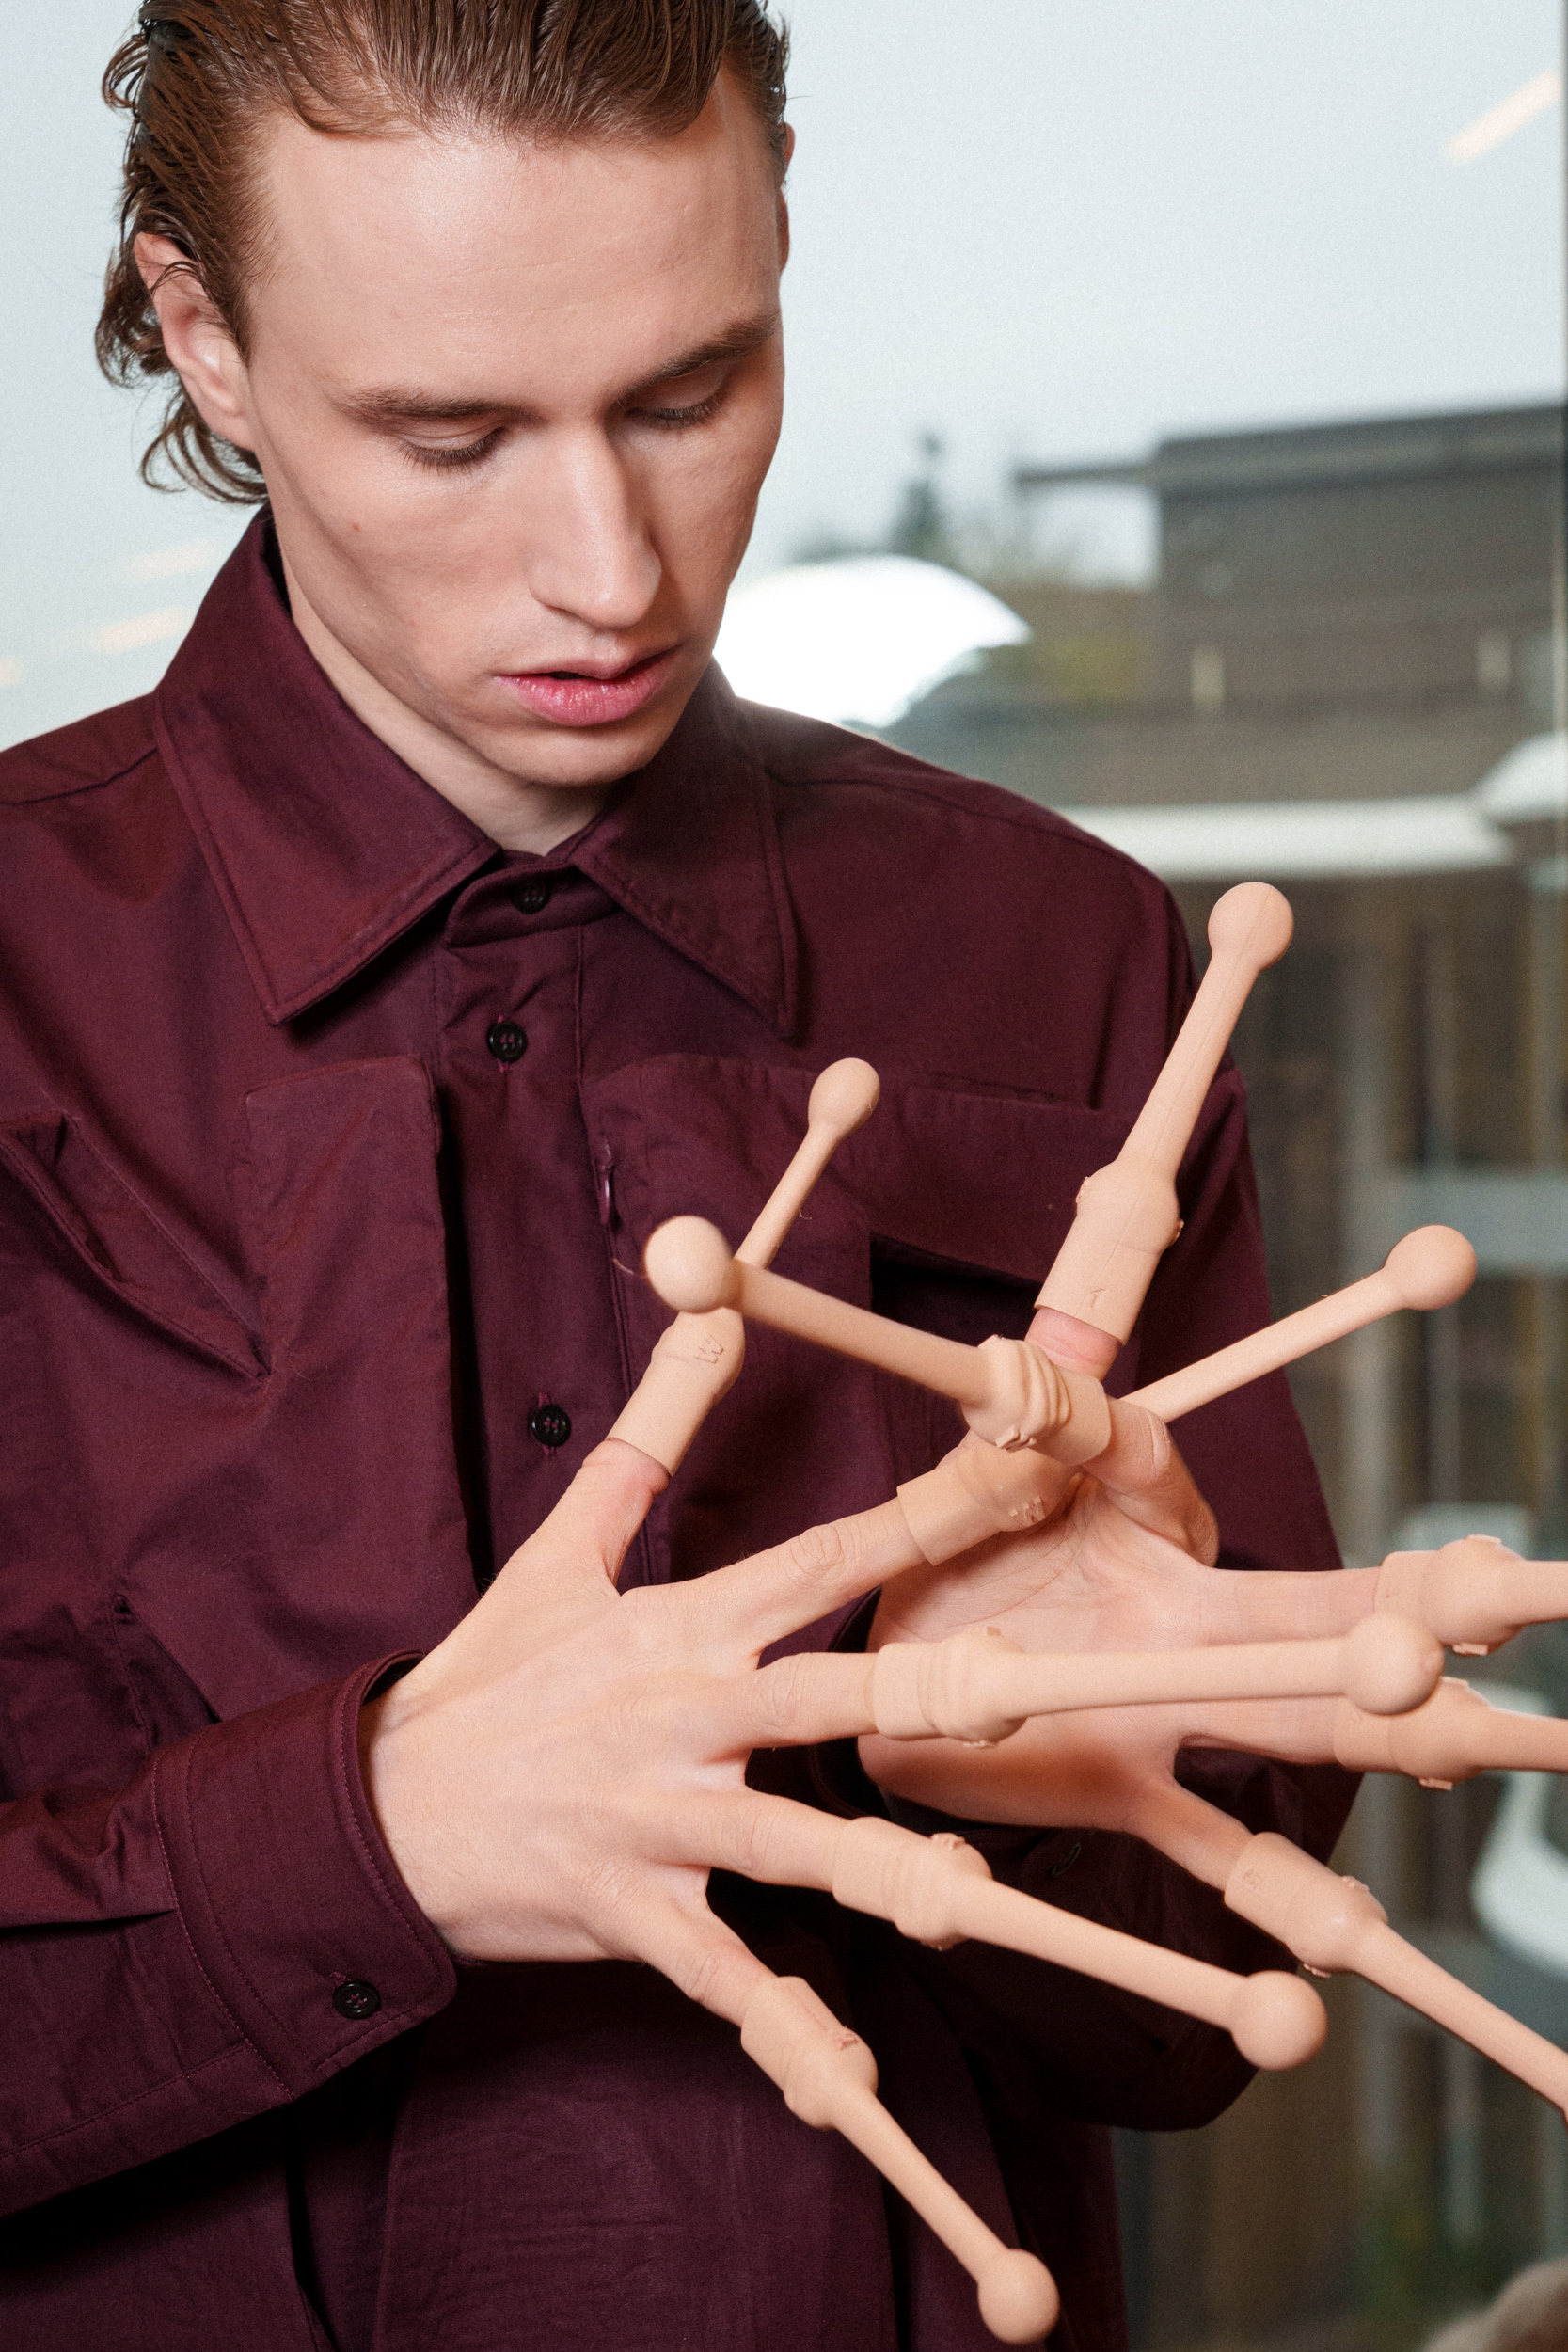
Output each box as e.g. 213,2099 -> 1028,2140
588,1054 -> 1136,1289
0,1112 -> 261,1375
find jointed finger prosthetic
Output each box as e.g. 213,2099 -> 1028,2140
607,885 -> 1568,2344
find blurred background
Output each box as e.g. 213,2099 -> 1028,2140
5,6 -> 1567,2347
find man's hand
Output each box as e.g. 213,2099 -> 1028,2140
861,1397 -> 1377,1849
358,1437 -> 919,2020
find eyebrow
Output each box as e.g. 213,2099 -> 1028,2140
341,309 -> 782,429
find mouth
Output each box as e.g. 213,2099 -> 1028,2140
496,646 -> 679,728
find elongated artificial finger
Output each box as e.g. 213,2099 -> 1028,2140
696,1496 -> 927,1653
1224,1830 -> 1568,2113
740,1971 -> 1060,2344
1085,1397 -> 1219,1564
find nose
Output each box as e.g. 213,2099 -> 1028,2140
524,427 -> 662,634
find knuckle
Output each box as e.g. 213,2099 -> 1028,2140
748,1654 -> 815,1745
674,1935 -> 732,2013
784,1516 -> 858,1592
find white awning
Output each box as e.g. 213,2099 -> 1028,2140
1057,793 -> 1512,880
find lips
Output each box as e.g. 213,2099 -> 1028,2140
497,647 -> 677,727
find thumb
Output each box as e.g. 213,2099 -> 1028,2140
1084,1397 -> 1219,1565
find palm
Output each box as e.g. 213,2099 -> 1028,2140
861,1447 -> 1369,1831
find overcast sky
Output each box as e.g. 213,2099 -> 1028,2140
1,1 -> 1561,746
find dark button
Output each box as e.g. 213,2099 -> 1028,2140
528,1401 -> 573,1449
512,876 -> 554,915
485,1019 -> 528,1063
1048,1839 -> 1083,1881
332,1979 -> 382,2021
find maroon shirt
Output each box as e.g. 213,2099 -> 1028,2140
0,521 -> 1351,2351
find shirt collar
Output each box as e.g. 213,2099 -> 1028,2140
154,517 -> 799,1037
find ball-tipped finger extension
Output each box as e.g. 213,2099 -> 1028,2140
806,1056 -> 881,1138
740,1973 -> 1058,2344
644,1216 -> 740,1315
1128,1224 -> 1476,1426
1037,882 -> 1294,1346
736,1058 -> 883,1269
1227,1969 -> 1329,2070
1384,1224 -> 1478,1311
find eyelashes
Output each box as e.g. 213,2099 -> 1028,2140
633,391 -> 726,432
399,428 -> 507,473
395,389 -> 728,474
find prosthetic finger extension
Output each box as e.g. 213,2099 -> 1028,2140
1372,1538 -> 1568,1656
740,1973 -> 1059,2344
826,1816 -> 1325,2074
1036,882 -> 1293,1347
643,1220 -> 1112,1462
866,1611 -> 1444,1747
1332,1675 -> 1568,1783
612,1059 -> 880,1473
1126,1225 -> 1476,1425
735,1057 -> 880,1267
1225,1830 -> 1568,2114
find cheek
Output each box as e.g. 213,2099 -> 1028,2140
653,411 -> 782,571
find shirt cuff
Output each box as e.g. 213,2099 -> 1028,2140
150,1656 -> 456,2098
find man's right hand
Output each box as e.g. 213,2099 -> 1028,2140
357,1437 -> 921,2024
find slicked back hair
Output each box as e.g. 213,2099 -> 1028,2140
99,2 -> 790,501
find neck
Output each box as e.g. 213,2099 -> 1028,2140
279,551 -> 611,856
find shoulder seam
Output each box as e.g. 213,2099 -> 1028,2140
760,755 -> 1155,876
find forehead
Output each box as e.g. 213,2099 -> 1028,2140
246,78 -> 781,399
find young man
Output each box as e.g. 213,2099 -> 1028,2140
0,8 -> 1349,2347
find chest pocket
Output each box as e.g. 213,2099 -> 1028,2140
584,1057 -> 1135,1616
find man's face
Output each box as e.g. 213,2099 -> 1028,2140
198,77 -> 785,794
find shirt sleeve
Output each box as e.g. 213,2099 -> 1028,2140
0,1657 -> 454,2217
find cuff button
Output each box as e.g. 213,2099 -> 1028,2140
332,1979 -> 382,2021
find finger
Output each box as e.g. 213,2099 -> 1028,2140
707,1649 -> 880,1755
694,1496 -> 927,1654
1084,1396 -> 1219,1564
661,1786 -> 845,1886
487,1438 -> 669,1629
631,1894 -> 780,2027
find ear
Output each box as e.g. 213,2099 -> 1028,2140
776,124 -> 795,270
135,232 -> 259,453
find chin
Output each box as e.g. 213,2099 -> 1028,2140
478,712 -> 678,793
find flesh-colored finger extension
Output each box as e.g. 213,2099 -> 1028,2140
740,1975 -> 1058,2344
1374,1537 -> 1568,1656
1036,882 -> 1293,1347
865,1611 -> 1444,1746
1126,1226 -> 1476,1426
736,1058 -> 880,1267
642,1221 -> 1112,1463
611,1058 -> 880,1474
1225,1830 -> 1568,2115
825,1815 -> 1325,2073
1333,1676 -> 1568,1783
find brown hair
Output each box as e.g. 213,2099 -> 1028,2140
98,1 -> 790,503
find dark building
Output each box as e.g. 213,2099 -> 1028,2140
894,402 -> 1562,811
